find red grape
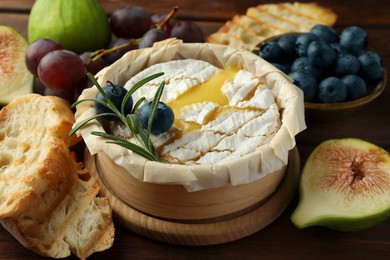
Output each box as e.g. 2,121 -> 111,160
74,75 -> 92,97
139,28 -> 170,48
79,51 -> 106,75
33,77 -> 46,95
171,21 -> 204,43
151,13 -> 176,34
38,50 -> 85,91
25,38 -> 64,76
44,86 -> 77,104
110,6 -> 152,38
103,38 -> 138,65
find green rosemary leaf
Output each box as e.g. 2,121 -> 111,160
137,122 -> 151,148
87,72 -> 108,100
126,115 -> 156,157
92,131 -> 159,161
71,72 -> 165,162
69,112 -> 118,137
127,72 -> 164,97
126,114 -> 138,134
86,73 -> 120,115
121,72 -> 164,115
147,81 -> 165,139
131,97 -> 146,114
106,141 -> 158,161
91,131 -> 125,141
71,98 -> 96,109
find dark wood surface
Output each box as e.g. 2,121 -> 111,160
0,0 -> 389,259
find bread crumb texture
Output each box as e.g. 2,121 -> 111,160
0,94 -> 114,259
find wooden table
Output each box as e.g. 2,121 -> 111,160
0,0 -> 389,259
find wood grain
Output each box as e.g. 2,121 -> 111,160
87,150 -> 285,220
85,148 -> 300,246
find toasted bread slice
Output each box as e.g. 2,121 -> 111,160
1,159 -> 114,259
0,94 -> 114,259
0,94 -> 80,218
207,2 -> 337,51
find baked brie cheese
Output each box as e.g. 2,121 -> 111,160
111,59 -> 281,166
75,39 -> 306,192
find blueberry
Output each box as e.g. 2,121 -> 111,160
307,41 -> 336,68
277,34 -> 298,60
310,24 -> 339,43
330,43 -> 347,55
358,51 -> 384,83
94,82 -> 133,121
341,75 -> 367,101
334,53 -> 360,77
259,41 -> 284,63
272,62 -> 291,74
318,77 -> 347,103
295,33 -> 319,57
340,26 -> 368,56
290,56 -> 324,81
288,71 -> 317,102
138,101 -> 175,134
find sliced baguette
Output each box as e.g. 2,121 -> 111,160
207,2 -> 337,51
0,94 -> 114,259
1,158 -> 114,259
0,94 -> 80,218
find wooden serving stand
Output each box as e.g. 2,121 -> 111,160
84,148 -> 300,246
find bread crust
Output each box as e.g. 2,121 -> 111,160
0,94 -> 114,259
0,94 -> 78,217
206,2 -> 337,51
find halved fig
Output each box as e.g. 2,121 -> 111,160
291,138 -> 390,231
0,25 -> 33,105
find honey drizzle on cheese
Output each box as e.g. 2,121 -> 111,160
168,67 -> 239,133
114,61 -> 281,165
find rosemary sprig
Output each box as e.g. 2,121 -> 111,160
69,72 -> 165,162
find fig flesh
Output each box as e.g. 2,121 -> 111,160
0,25 -> 33,105
291,138 -> 390,231
28,0 -> 111,53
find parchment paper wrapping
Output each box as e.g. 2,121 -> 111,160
74,38 -> 306,192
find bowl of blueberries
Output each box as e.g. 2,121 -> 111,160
255,24 -> 386,121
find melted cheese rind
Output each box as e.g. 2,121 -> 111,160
221,70 -> 260,106
114,60 -> 281,165
124,59 -> 220,103
202,110 -> 261,134
179,102 -> 220,125
237,84 -> 275,109
238,104 -> 280,137
198,151 -> 240,165
181,131 -> 225,154
168,147 -> 200,163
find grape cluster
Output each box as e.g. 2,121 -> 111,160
25,5 -> 204,103
258,24 -> 384,103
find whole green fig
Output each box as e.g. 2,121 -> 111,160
28,0 -> 111,53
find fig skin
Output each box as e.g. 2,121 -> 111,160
28,0 -> 111,54
291,138 -> 390,232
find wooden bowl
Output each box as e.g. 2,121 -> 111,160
255,33 -> 387,121
84,147 -> 301,245
304,70 -> 386,120
89,150 -> 287,220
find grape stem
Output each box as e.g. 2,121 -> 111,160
85,5 -> 179,64
156,6 -> 179,29
87,40 -> 139,63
